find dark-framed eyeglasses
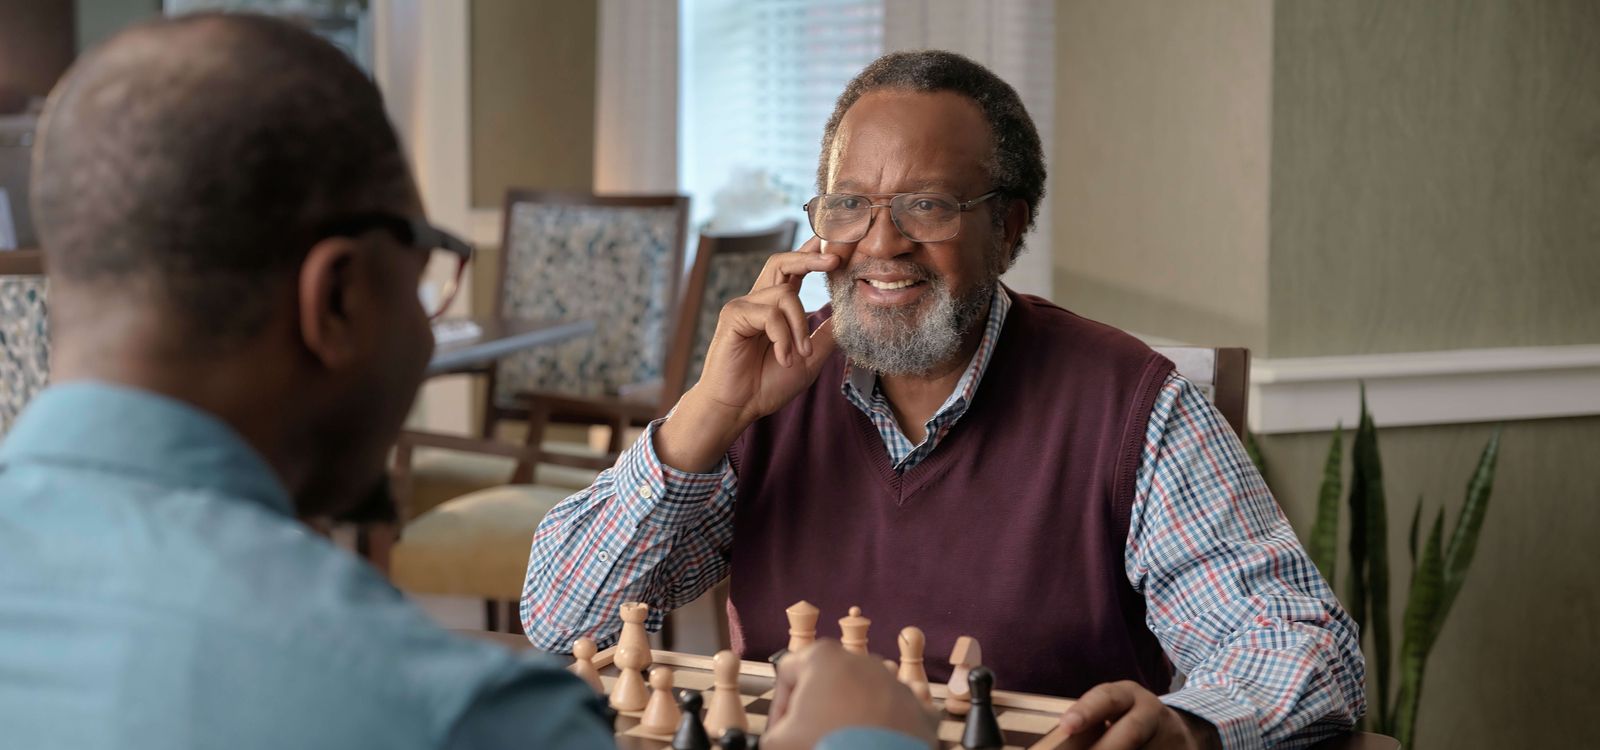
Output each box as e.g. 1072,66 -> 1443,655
802,190 -> 1001,244
319,213 -> 474,320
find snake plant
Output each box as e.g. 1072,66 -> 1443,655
1260,388 -> 1501,748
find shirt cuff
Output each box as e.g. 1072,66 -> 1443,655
617,418 -> 728,529
1162,686 -> 1264,750
816,727 -> 931,750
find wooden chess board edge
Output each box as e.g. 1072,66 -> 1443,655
1027,726 -> 1070,750
603,647 -> 1077,715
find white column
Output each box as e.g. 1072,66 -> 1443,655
882,0 -> 1055,300
372,0 -> 474,432
594,0 -> 679,194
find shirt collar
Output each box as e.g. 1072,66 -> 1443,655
842,284 -> 1013,421
0,381 -> 294,516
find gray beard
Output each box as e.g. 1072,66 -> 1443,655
826,267 -> 995,377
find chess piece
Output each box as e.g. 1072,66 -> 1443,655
718,727 -> 749,750
619,601 -> 653,668
910,678 -> 936,712
785,600 -> 819,653
897,626 -> 929,686
600,702 -> 619,732
568,636 -> 604,693
960,666 -> 1004,750
945,635 -> 982,716
609,641 -> 650,711
704,650 -> 748,738
838,606 -> 870,655
672,690 -> 712,750
882,658 -> 898,674
639,667 -> 683,734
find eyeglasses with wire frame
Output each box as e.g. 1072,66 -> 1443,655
802,190 -> 1000,243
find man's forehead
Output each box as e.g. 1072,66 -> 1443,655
826,89 -> 991,192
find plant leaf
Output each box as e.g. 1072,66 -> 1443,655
1436,427 -> 1500,639
1245,431 -> 1268,477
1393,507 -> 1446,748
1309,424 -> 1343,587
1345,396 -> 1369,648
1408,497 -> 1421,572
1352,386 -> 1393,730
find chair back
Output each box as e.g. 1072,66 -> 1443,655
662,220 -> 799,402
0,251 -> 48,436
489,191 -> 689,407
1151,346 -> 1250,439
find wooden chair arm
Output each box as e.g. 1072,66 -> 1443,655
616,378 -> 665,405
511,390 -> 661,425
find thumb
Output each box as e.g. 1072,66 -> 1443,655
801,317 -> 838,378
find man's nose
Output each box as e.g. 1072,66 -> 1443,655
854,204 -> 915,260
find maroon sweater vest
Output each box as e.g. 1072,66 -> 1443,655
725,290 -> 1176,697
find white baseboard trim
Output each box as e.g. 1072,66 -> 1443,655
1249,345 -> 1600,434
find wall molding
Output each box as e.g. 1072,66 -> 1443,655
1248,345 -> 1600,434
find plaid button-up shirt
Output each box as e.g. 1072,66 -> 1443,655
522,288 -> 1365,749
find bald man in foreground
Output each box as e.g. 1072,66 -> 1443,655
0,14 -> 934,749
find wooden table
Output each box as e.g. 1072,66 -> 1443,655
0,248 -> 43,275
455,630 -> 1400,750
427,316 -> 594,376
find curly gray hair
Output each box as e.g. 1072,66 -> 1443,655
816,50 -> 1046,261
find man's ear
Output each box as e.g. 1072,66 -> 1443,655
298,236 -> 364,370
1002,199 -> 1029,259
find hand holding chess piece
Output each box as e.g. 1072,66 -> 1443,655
761,639 -> 935,750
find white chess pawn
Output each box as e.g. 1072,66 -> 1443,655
609,643 -> 649,712
703,650 -> 748,738
638,667 -> 682,734
568,636 -> 603,693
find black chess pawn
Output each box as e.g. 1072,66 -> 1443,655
766,649 -> 789,669
960,666 -> 1004,750
598,701 -> 619,731
671,690 -> 713,750
718,726 -> 749,750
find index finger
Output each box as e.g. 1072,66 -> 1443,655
1060,682 -> 1138,734
752,246 -> 840,293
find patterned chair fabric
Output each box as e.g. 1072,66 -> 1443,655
493,200 -> 685,406
0,275 -> 48,436
685,246 -> 781,386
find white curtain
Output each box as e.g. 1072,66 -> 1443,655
594,0 -> 679,194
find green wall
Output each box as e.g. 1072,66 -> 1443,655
1270,0 -> 1600,358
75,0 -> 163,53
1054,0 -> 1600,746
468,0 -> 597,208
1260,417 -> 1600,749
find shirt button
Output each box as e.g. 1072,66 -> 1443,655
639,486 -> 655,499
598,551 -> 611,563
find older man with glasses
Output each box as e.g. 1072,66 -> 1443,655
525,50 -> 1367,749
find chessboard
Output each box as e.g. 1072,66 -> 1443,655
591,646 -> 1075,750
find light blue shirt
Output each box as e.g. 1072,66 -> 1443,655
0,383 -> 924,750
